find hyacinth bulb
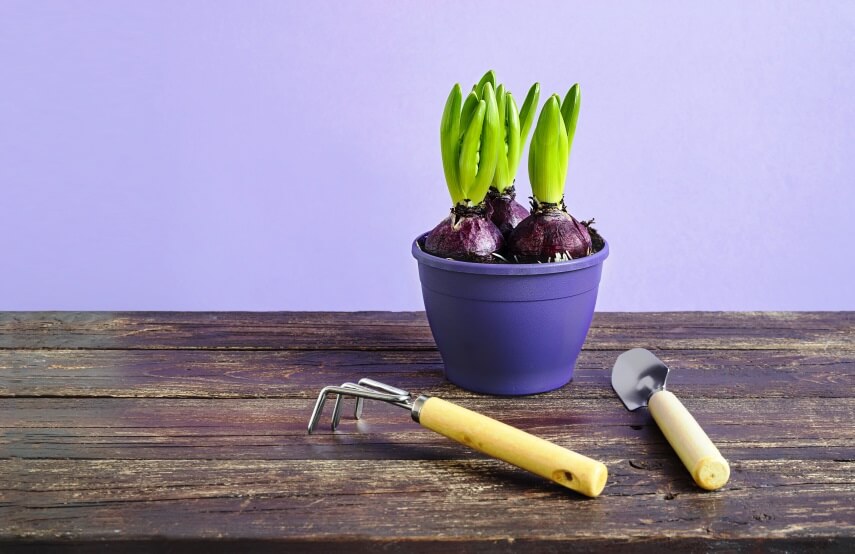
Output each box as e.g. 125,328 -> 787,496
426,72 -> 504,262
509,85 -> 600,263
485,185 -> 530,237
508,200 -> 592,263
424,205 -> 504,263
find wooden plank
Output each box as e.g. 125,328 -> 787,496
1,459 -> 852,546
0,538 -> 849,554
0,311 -> 852,550
0,312 -> 432,351
1,397 -> 852,460
1,348 -> 852,399
1,312 -> 852,351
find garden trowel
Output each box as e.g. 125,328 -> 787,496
611,348 -> 730,490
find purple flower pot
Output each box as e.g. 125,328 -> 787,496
412,234 -> 609,395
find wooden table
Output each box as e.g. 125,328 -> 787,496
1,312 -> 853,552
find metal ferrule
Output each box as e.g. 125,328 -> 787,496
410,395 -> 431,423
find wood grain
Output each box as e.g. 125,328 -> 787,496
0,312 -> 853,552
0,311 -> 852,351
1,348 -> 851,399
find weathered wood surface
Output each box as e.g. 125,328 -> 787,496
0,312 -> 853,552
1,311 -> 852,351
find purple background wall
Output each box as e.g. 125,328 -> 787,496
1,1 -> 853,311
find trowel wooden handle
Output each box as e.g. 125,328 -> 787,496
415,397 -> 608,497
648,390 -> 730,490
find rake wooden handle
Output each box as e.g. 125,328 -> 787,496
415,397 -> 608,497
648,390 -> 730,490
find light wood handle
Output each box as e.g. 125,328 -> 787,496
648,390 -> 730,490
416,397 -> 608,497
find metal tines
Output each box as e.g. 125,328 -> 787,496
307,378 -> 415,434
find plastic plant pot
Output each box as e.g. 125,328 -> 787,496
412,234 -> 609,395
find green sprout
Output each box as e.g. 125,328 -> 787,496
440,75 -> 500,207
492,82 -> 540,193
528,84 -> 581,204
474,69 -> 496,95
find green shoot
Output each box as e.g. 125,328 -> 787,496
518,82 -> 540,147
440,79 -> 500,206
560,83 -> 581,159
474,70 -> 496,94
528,84 -> 581,204
529,95 -> 568,204
440,84 -> 464,204
492,82 -> 540,192
459,90 -> 480,141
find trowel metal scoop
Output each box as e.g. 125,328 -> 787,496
612,348 -> 730,490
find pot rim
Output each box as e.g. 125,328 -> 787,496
412,233 -> 609,275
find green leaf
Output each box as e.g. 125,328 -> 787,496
556,113 -> 569,202
492,85 -> 509,190
457,99 -> 486,198
459,91 -> 480,141
440,83 -> 463,204
560,83 -> 581,149
496,84 -> 507,122
474,70 -> 496,95
505,93 -> 522,184
518,82 -> 540,146
529,95 -> 566,203
469,82 -> 500,204
528,138 -> 538,200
